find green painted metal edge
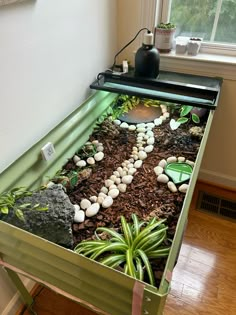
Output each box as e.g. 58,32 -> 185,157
0,91 -> 215,315
159,110 -> 214,295
0,91 -> 116,194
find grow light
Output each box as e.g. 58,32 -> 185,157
90,70 -> 222,110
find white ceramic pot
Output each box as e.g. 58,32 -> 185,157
155,27 -> 176,52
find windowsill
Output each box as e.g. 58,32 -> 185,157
159,51 -> 236,80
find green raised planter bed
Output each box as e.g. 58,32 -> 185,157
0,90 -> 216,315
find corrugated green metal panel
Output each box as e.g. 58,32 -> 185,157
159,111 -> 214,294
0,221 -> 136,315
0,91 -> 116,194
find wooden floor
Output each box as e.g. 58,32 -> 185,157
19,209 -> 236,315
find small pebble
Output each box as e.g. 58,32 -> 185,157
90,196 -> 97,203
100,186 -> 108,194
94,152 -> 104,161
113,171 -> 120,177
129,125 -> 136,131
74,209 -> 85,223
122,175 -> 133,184
86,203 -> 100,217
167,181 -> 177,193
109,184 -> 117,190
76,160 -> 86,167
80,199 -> 91,210
147,137 -> 155,145
146,122 -> 155,128
113,119 -> 121,125
158,159 -> 167,168
115,178 -> 121,185
105,179 -> 114,187
137,127 -> 146,133
178,156 -> 185,162
74,204 -> 80,211
120,122 -> 129,129
167,156 -> 177,163
97,196 -> 104,204
179,184 -> 189,193
186,160 -> 195,167
134,160 -> 143,168
73,155 -> 80,164
145,145 -> 154,153
110,175 -> 117,182
117,183 -> 127,193
102,196 -> 113,208
87,157 -> 95,165
154,166 -> 163,176
128,168 -> 136,175
157,174 -> 169,184
154,118 -> 162,126
97,145 -> 104,152
98,192 -> 107,199
138,151 -> 147,160
108,188 -> 120,199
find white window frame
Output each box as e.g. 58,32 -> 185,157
155,0 -> 236,56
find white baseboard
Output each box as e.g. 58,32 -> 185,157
2,278 -> 35,315
199,168 -> 236,189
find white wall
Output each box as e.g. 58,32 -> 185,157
0,0 -> 117,172
0,0 -> 117,313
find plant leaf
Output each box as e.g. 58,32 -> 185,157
192,113 -> 200,123
121,216 -> 132,246
136,249 -> 155,286
96,227 -> 126,244
177,117 -> 189,124
15,209 -> 25,221
0,206 -> 9,214
180,105 -> 193,117
126,248 -> 136,278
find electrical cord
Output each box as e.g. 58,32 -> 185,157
111,27 -> 151,70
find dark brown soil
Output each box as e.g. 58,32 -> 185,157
61,116 -> 206,245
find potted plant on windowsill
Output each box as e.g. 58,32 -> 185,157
155,22 -> 176,52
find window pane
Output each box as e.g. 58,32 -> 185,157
215,0 -> 236,43
169,0 -> 236,44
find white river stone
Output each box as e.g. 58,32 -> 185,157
110,175 -> 117,182
74,209 -> 85,223
113,171 -> 120,177
100,186 -> 108,194
137,127 -> 146,133
146,122 -> 155,128
128,168 -> 136,175
147,137 -> 155,145
145,145 -> 154,153
127,163 -> 134,169
90,196 -> 97,203
138,132 -> 145,137
114,119 -> 121,125
115,178 -> 121,185
167,181 -> 177,193
154,118 -> 162,126
157,174 -> 169,183
132,146 -> 138,152
137,123 -> 145,128
97,145 -> 104,152
129,158 -> 134,163
105,179 -> 114,187
138,151 -> 147,160
158,159 -> 167,168
163,112 -> 170,118
178,156 -> 185,162
97,196 -> 104,204
74,204 -> 80,211
120,122 -> 129,129
186,160 -> 195,167
87,157 -> 95,165
80,199 -> 91,210
167,156 -> 177,163
73,155 -> 80,164
76,160 -> 86,167
94,152 -> 104,161
129,125 -> 136,131
86,203 -> 100,217
154,166 -> 163,176
179,184 -> 189,193
146,130 -> 154,137
98,192 -> 107,199
133,154 -> 139,160
102,196 -> 113,208
109,184 -> 117,191
92,140 -> 99,145
122,175 -> 133,184
118,183 -> 127,193
108,188 -> 120,199
134,160 -> 143,168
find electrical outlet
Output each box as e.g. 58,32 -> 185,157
41,142 -> 55,161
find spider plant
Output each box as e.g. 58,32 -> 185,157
74,214 -> 171,286
0,187 -> 48,221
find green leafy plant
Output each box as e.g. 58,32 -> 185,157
74,214 -> 171,286
177,105 -> 200,124
157,22 -> 176,29
0,187 -> 48,221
